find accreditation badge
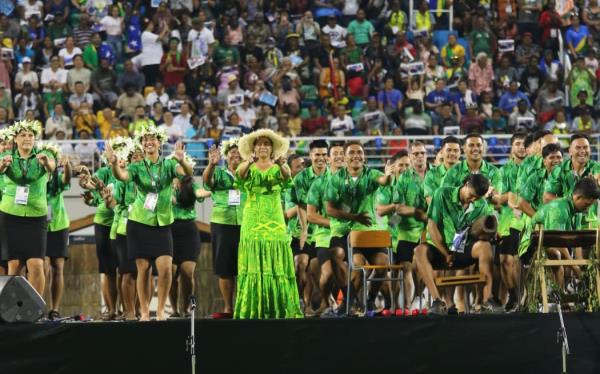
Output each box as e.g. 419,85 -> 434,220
228,190 -> 241,206
15,185 -> 29,205
144,192 -> 158,212
47,205 -> 53,221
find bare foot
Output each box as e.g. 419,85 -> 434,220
139,313 -> 150,321
156,312 -> 166,321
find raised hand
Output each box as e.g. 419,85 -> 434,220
104,143 -> 116,165
36,153 -> 49,167
384,159 -> 393,177
208,144 -> 221,166
172,141 -> 185,163
59,154 -> 70,167
1,154 -> 12,168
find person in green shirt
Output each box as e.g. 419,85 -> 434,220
423,136 -> 462,205
325,142 -> 393,312
106,125 -> 194,321
0,120 -> 56,297
202,138 -> 243,319
291,140 -> 329,315
414,174 -> 503,315
307,143 -> 345,316
0,127 -> 12,276
169,169 -> 211,318
496,133 -> 526,312
213,34 -> 241,68
533,178 -> 600,288
469,15 -> 494,58
347,9 -> 375,47
515,130 -> 558,194
44,147 -> 72,320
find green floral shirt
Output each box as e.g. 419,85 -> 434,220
426,186 -> 491,249
519,167 -> 551,212
111,180 -> 136,238
0,148 -> 55,218
306,170 -> 333,248
375,182 -> 400,249
93,166 -> 117,226
47,171 -> 70,232
127,157 -> 179,227
516,155 -> 542,192
292,166 -> 326,244
423,164 -> 448,200
441,159 -> 499,189
498,160 -> 525,234
173,181 -> 204,221
207,166 -> 244,226
533,197 -> 583,230
325,166 -> 383,238
393,169 -> 427,243
283,187 -> 301,239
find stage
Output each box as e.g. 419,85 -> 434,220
1,313 -> 600,374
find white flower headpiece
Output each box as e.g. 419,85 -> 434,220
0,127 -> 13,141
134,125 -> 168,144
11,119 -> 42,138
109,136 -> 135,161
166,152 -> 197,169
220,138 -> 240,157
37,141 -> 61,159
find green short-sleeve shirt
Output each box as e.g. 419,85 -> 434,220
127,157 -> 179,227
307,170 -> 332,248
93,166 -> 117,226
292,166 -> 325,243
392,169 -> 427,243
423,164 -> 448,200
516,155 -> 542,193
426,186 -> 491,249
173,182 -> 204,221
533,197 -> 582,230
112,180 -> 137,237
0,148 -> 55,218
283,187 -> 301,239
519,167 -> 551,212
47,172 -> 70,232
325,166 -> 383,237
375,182 -> 401,249
207,166 -> 244,225
498,160 -> 525,233
441,160 -> 499,190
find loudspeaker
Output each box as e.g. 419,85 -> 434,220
0,276 -> 46,323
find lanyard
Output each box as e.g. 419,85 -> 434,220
143,158 -> 162,193
16,152 -> 33,184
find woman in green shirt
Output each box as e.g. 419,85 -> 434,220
106,125 -> 193,321
169,163 -> 210,318
0,127 -> 12,276
234,129 -> 302,319
43,144 -> 72,320
0,120 -> 56,297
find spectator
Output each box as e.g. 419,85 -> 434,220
25,15 -> 45,50
221,111 -> 244,139
129,106 -> 156,135
286,103 -> 302,136
214,34 -> 241,68
68,81 -> 94,113
97,108 -> 116,139
264,37 -> 284,71
73,13 -> 93,49
91,58 -> 118,108
146,81 -> 170,108
67,55 -> 92,92
432,102 -> 458,135
236,96 -> 257,132
14,57 -> 39,92
46,11 -> 71,40
217,75 -> 244,109
73,102 -> 98,138
544,108 -> 570,137
14,37 -> 35,65
413,1 -> 433,35
159,111 -> 184,142
571,108 -> 598,134
330,104 -> 354,136
38,36 -> 56,69
297,11 -> 321,51
151,102 -> 165,124
404,101 -> 432,135
140,20 -> 169,86
441,34 -> 465,68
160,37 -> 188,93
566,13 -> 592,58
174,102 -> 195,136
116,83 -> 146,119
83,33 -> 115,71
117,59 -> 146,93
469,15 -> 494,59
495,55 -> 520,91
519,58 -> 545,101
459,104 -> 484,134
302,104 -> 328,135
515,32 -> 542,69
14,82 -> 41,120
498,80 -> 530,115
41,55 -> 67,93
451,80 -> 477,121
535,78 -> 565,121
100,5 -> 124,63
58,36 -> 82,69
571,90 -> 595,118
567,56 -> 596,107
469,53 -> 494,96
45,103 -> 72,139
19,0 -> 44,23
378,76 -> 403,121
358,96 -> 390,135
106,114 -> 131,139
425,78 -> 451,118
484,108 -> 508,133
187,13 -> 215,68
73,128 -> 99,167
508,99 -> 536,132
0,107 -> 9,129
246,12 -> 270,48
539,49 -> 562,81
322,15 -> 347,49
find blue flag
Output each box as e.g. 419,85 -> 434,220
99,43 -> 115,66
127,15 -> 142,53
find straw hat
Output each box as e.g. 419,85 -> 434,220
238,129 -> 289,160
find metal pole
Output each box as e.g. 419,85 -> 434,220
554,292 -> 569,374
188,295 -> 197,374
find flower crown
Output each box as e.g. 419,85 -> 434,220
220,138 -> 240,157
0,127 -> 13,141
166,152 -> 197,169
109,136 -> 136,161
11,119 -> 42,137
134,125 -> 168,144
37,141 -> 61,159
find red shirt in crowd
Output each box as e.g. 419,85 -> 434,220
160,51 -> 188,88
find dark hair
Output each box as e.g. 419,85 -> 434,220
343,141 -> 363,152
309,139 -> 329,150
328,142 -> 344,156
574,177 -> 600,200
442,136 -> 461,147
409,141 -> 426,152
532,130 -> 550,142
542,143 -> 562,158
392,149 -> 409,161
287,153 -> 303,166
464,133 -> 484,143
176,176 -> 197,209
464,173 -> 490,197
524,133 -> 535,149
571,133 -> 590,143
511,132 -> 527,145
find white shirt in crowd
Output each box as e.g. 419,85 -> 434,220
100,16 -> 123,36
173,113 -> 193,136
59,47 -> 83,68
146,91 -> 170,108
140,31 -> 164,66
20,0 -> 43,22
330,115 -> 355,136
159,122 -> 184,140
187,27 -> 215,59
322,24 -> 347,48
40,67 -> 68,92
45,114 -> 73,139
15,70 -> 39,88
236,106 -> 257,131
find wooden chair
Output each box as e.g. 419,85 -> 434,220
346,230 -> 404,316
531,226 -> 600,313
434,273 -> 486,314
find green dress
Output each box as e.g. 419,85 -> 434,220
234,164 -> 302,319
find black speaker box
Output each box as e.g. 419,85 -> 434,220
0,276 -> 46,323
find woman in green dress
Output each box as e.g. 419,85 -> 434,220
0,128 -> 12,276
0,120 -> 56,296
234,129 -> 302,319
43,144 -> 71,320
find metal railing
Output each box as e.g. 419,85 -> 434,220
46,134 -> 600,171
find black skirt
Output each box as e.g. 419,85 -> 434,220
171,219 -> 201,265
46,229 -> 69,259
95,223 -> 118,275
0,212 -> 47,261
126,220 -> 173,260
210,222 -> 240,277
115,234 -> 137,275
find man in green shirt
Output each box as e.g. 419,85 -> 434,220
291,140 -> 329,315
496,133 -> 526,312
533,178 -> 600,288
414,174 -> 503,315
203,140 -> 243,319
469,15 -> 494,58
515,130 -> 558,194
307,143 -> 345,315
424,136 -> 461,205
213,34 -> 241,68
325,142 -> 393,312
347,9 -> 375,47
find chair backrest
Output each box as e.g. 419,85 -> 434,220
349,230 -> 391,249
531,229 -> 598,248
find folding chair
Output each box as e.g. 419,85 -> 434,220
531,226 -> 600,313
346,230 -> 405,316
434,273 -> 486,314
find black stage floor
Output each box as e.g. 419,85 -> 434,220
1,313 -> 600,374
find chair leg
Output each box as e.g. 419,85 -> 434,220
464,286 -> 470,314
399,270 -> 404,311
363,270 -> 368,313
346,263 -> 352,317
540,265 -> 549,313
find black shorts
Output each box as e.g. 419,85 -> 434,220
172,219 -> 201,265
292,238 -> 317,259
0,212 -> 47,261
291,237 -> 301,256
394,240 -> 418,263
211,222 -> 240,277
46,229 -> 69,259
498,228 -> 520,256
115,235 -> 137,275
126,220 -> 173,260
427,243 -> 477,270
330,234 -> 386,260
95,223 -> 118,275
